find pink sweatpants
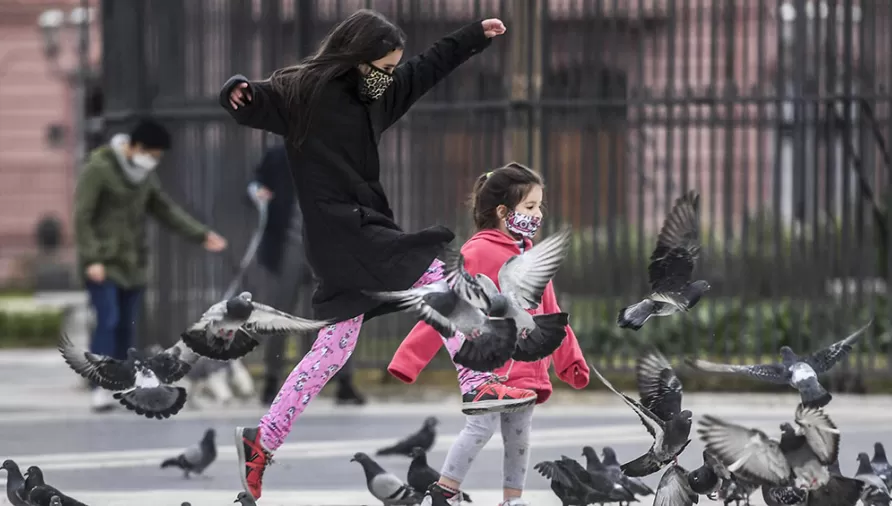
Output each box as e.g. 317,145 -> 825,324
259,259 -> 493,452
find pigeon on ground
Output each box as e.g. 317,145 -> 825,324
351,452 -> 422,505
589,363 -> 692,477
618,190 -> 710,330
578,447 -> 637,504
652,465 -> 699,506
444,228 -> 572,362
181,291 -> 332,361
685,320 -> 872,408
365,279 -> 518,372
600,446 -> 656,498
407,447 -> 471,502
376,416 -> 438,457
58,333 -> 190,419
23,467 -> 87,506
160,428 -> 217,478
1,459 -> 28,506
234,491 -> 257,505
872,443 -> 892,488
856,452 -> 892,505
635,348 -> 684,422
535,455 -> 631,505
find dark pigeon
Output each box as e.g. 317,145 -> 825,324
652,465 -> 699,506
687,451 -> 721,498
366,279 -> 518,372
160,428 -> 217,478
444,228 -> 572,362
23,467 -> 87,506
872,443 -> 892,488
376,417 -> 438,457
717,475 -> 759,506
590,363 -> 692,478
686,320 -> 872,408
856,452 -> 892,506
578,447 -> 637,503
535,455 -> 630,505
761,485 -> 807,506
635,347 -> 684,422
351,452 -> 422,505
600,446 -> 656,498
181,291 -> 332,361
1,459 -> 28,506
58,334 -> 190,419
406,447 -> 471,503
618,190 -> 710,330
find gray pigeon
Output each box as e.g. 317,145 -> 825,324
234,491 -> 257,505
351,452 -> 422,505
365,280 -> 518,372
160,428 -> 217,478
686,320 -> 872,408
445,228 -> 572,362
635,348 -> 684,422
536,455 -> 631,505
590,363 -> 692,477
58,334 -> 190,419
181,291 -> 332,361
618,190 -> 710,330
1,459 -> 28,506
599,446 -> 655,498
376,417 -> 439,457
856,452 -> 892,505
762,485 -> 808,505
872,443 -> 892,488
652,465 -> 699,506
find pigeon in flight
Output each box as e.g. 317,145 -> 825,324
161,428 -> 217,478
635,347 -> 684,422
58,334 -> 190,419
181,291 -> 332,361
856,452 -> 892,505
351,452 -> 422,505
444,228 -> 572,362
871,443 -> 892,488
1,459 -> 28,506
365,279 -> 518,372
23,467 -> 87,506
652,465 -> 699,506
686,451 -> 722,499
618,190 -> 710,330
686,319 -> 872,408
406,447 -> 472,503
589,363 -> 692,477
599,446 -> 655,498
376,417 -> 438,458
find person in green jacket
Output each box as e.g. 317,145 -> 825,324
73,118 -> 228,412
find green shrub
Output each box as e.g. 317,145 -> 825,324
0,309 -> 64,348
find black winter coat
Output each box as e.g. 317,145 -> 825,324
220,22 -> 492,322
250,144 -> 304,276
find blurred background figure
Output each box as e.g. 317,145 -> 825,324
249,142 -> 366,406
73,118 -> 228,412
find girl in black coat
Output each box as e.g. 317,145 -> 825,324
221,10 -> 517,499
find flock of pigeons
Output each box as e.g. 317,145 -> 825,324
1,189 -> 882,505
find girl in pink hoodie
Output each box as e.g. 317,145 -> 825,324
388,162 -> 590,506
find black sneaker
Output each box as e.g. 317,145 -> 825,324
421,483 -> 462,506
235,426 -> 273,499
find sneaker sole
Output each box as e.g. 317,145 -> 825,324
234,426 -> 255,501
461,396 -> 536,416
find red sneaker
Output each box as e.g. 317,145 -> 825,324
461,378 -> 537,415
235,426 -> 273,499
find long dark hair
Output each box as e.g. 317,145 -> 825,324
270,9 -> 406,148
469,162 -> 545,231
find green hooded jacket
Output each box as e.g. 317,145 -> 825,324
73,144 -> 209,289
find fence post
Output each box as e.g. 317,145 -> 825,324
507,0 -> 543,166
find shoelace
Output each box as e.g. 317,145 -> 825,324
492,359 -> 515,383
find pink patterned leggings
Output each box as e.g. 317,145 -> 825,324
259,259 -> 493,452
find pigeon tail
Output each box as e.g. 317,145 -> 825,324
452,319 -> 518,372
620,451 -> 663,478
798,380 -> 832,409
114,386 -> 187,419
616,300 -> 655,331
512,312 -> 569,362
160,455 -> 187,470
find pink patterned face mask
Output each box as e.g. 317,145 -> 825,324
505,210 -> 541,239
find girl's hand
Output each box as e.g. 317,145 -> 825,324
481,18 -> 506,38
229,82 -> 252,109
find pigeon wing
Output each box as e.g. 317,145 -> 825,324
652,466 -> 696,506
802,319 -> 872,374
793,404 -> 840,465
247,303 -> 333,335
180,443 -> 203,466
369,473 -> 416,504
498,228 -> 572,310
697,414 -> 791,485
704,449 -> 732,480
365,283 -> 458,337
590,363 -> 665,439
636,349 -> 683,412
442,249 -> 491,311
686,358 -> 790,385
648,191 -> 702,294
58,334 -> 134,390
534,460 -> 576,488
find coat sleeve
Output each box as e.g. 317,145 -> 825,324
146,178 -> 209,242
544,284 -> 590,389
220,75 -> 289,136
73,157 -> 106,265
388,320 -> 446,384
379,21 -> 492,129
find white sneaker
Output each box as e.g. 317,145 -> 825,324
90,388 -> 116,412
228,360 -> 256,398
420,487 -> 465,506
205,368 -> 235,404
499,499 -> 529,506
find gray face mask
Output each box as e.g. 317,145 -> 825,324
358,64 -> 393,101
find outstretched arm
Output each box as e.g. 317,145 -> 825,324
219,74 -> 290,136
379,19 -> 502,129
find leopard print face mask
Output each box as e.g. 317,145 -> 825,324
358,64 -> 393,101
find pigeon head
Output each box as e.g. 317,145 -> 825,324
685,280 -> 711,308
659,368 -> 681,388
678,409 -> 693,420
875,442 -> 887,461
409,446 -> 426,459
487,295 -> 510,317
24,465 -> 43,481
779,346 -> 798,363
601,446 -> 618,464
687,465 -> 719,494
0,459 -> 18,471
581,446 -> 598,460
234,491 -> 256,505
779,422 -> 796,436
203,428 -> 216,442
226,295 -> 254,319
350,452 -> 369,463
423,416 -> 439,429
125,347 -> 142,362
858,452 -> 871,464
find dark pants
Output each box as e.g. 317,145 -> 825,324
86,280 -> 144,361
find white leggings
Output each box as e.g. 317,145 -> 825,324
439,406 -> 534,489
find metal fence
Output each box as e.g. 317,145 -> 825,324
101,0 -> 892,377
